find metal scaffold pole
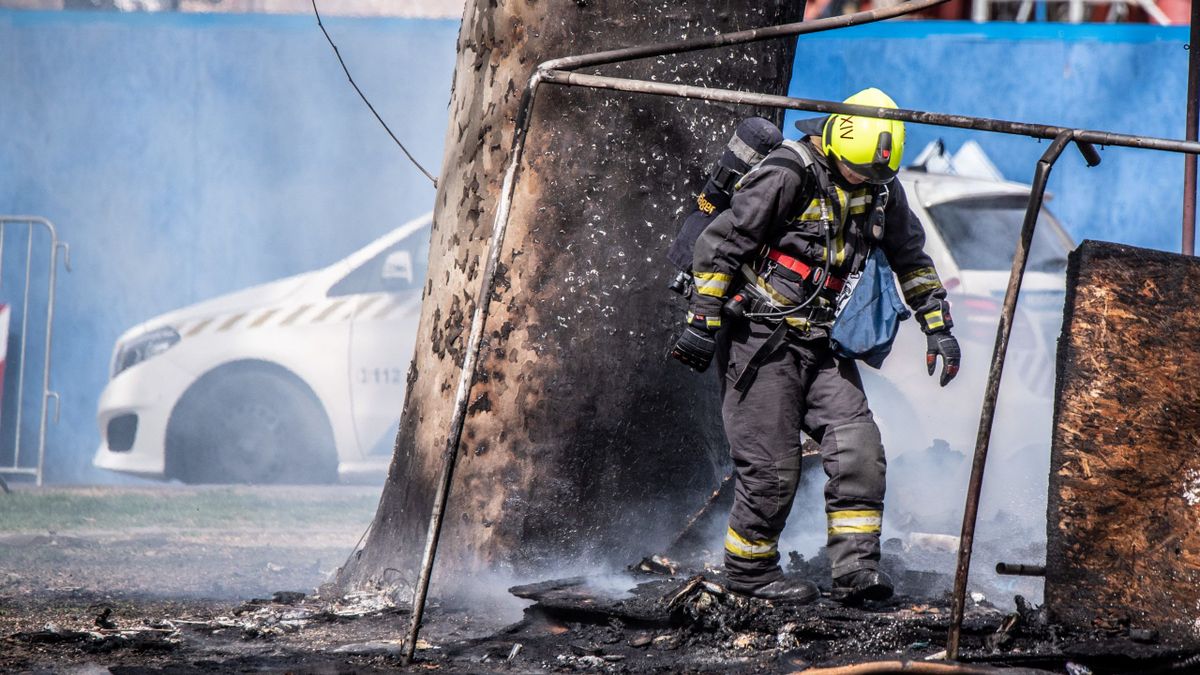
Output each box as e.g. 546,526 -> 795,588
1184,0 -> 1199,256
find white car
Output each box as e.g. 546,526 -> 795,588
870,153 -> 1072,462
94,213 -> 432,484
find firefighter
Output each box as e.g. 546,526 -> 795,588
671,88 -> 961,604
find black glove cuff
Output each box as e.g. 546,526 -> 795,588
916,297 -> 954,334
686,310 -> 721,332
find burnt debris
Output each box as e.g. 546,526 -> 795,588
493,566 -> 1200,673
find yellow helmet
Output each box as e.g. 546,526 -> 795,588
822,88 -> 905,184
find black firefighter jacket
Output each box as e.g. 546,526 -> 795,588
689,136 -> 950,335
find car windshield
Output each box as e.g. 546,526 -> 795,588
328,224 -> 432,297
927,195 -> 1071,272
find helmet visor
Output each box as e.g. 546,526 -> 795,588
841,159 -> 897,185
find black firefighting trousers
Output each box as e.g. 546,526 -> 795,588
716,318 -> 887,585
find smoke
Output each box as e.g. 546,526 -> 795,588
775,300 -> 1060,609
780,431 -> 1049,608
0,11 -> 456,484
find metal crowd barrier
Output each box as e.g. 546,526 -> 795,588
0,216 -> 70,489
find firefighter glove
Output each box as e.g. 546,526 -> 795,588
915,297 -> 953,334
672,326 -> 717,373
926,330 -> 960,387
686,310 -> 722,332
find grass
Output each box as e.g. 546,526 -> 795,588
0,486 -> 381,532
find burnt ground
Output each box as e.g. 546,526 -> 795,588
4,486 -> 1200,674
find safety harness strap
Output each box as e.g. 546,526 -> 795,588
757,155 -> 805,176
765,249 -> 846,292
732,320 -> 791,393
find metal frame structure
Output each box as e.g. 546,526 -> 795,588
402,0 -> 1200,663
0,217 -> 69,489
972,0 -> 1172,26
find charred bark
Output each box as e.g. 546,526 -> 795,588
1046,240 -> 1200,641
336,0 -> 803,592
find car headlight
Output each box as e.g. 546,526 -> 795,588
112,326 -> 180,378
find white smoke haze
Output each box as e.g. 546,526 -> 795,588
422,562 -> 656,633
428,569 -> 538,632
0,11 -> 453,484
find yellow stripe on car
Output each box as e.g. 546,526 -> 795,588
312,299 -> 347,323
279,304 -> 313,327
184,318 -> 213,337
216,312 -> 246,332
356,295 -> 382,314
248,308 -> 279,328
173,292 -> 415,341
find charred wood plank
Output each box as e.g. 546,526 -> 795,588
1046,240 -> 1200,642
509,576 -> 678,625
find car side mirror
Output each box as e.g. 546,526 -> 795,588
381,250 -> 414,290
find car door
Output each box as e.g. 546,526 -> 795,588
331,223 -> 431,458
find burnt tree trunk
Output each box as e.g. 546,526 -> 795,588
1046,241 -> 1200,641
337,0 -> 803,593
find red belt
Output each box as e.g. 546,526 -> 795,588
766,249 -> 846,293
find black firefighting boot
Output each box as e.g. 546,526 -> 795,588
726,574 -> 820,604
831,568 -> 894,605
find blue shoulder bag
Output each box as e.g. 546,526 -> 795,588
830,247 -> 911,369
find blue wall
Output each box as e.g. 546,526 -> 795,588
785,21 -> 1191,252
0,13 -> 1191,482
0,9 -> 458,482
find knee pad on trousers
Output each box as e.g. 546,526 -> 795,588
822,421 -> 886,506
775,452 -> 801,515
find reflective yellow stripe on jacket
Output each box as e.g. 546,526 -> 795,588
827,509 -> 882,536
789,186 -> 871,267
725,527 -> 778,560
694,270 -> 733,298
898,266 -> 944,305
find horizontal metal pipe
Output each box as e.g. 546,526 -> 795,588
995,563 -> 1047,577
538,0 -> 949,72
541,70 -> 1200,156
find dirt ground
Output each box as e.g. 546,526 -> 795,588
4,485 -> 1199,674
0,484 -> 452,672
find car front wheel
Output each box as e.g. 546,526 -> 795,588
166,366 -> 337,485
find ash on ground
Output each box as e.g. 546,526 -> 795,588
9,566 -> 1200,673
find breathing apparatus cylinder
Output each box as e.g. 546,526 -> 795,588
697,117 -> 785,215
666,117 -> 784,295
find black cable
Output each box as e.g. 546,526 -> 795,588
745,220 -> 835,320
311,0 -> 439,188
